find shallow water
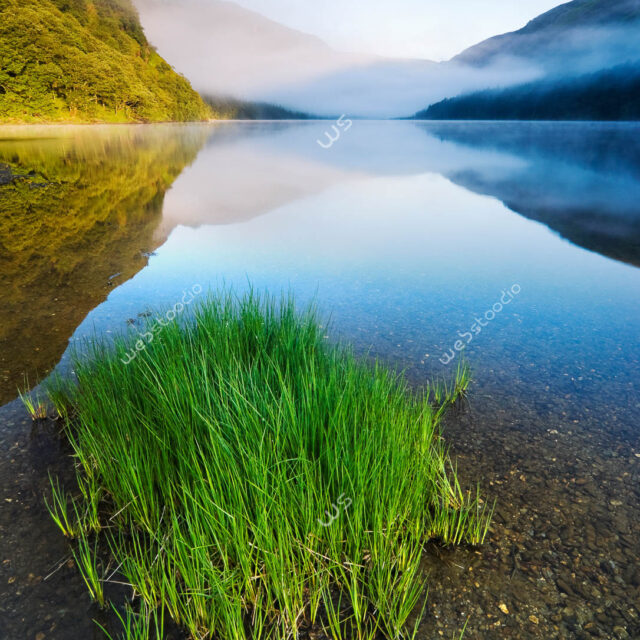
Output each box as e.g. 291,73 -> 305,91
0,121 -> 639,639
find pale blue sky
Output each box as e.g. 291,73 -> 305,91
230,0 -> 564,60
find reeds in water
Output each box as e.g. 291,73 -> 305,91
43,289 -> 492,639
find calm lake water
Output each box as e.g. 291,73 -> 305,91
1,121 -> 639,639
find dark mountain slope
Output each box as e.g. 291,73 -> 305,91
416,63 -> 640,121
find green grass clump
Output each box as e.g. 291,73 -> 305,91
98,602 -> 165,640
73,530 -> 106,608
46,290 -> 491,640
18,389 -> 48,421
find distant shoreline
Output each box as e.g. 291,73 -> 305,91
3,118 -> 640,127
0,118 -> 335,126
0,119 -> 220,126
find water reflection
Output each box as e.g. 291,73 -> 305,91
158,121 -> 640,268
1,121 -> 639,407
422,122 -> 640,268
0,125 -> 208,404
1,122 -> 640,640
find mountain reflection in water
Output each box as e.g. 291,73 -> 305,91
0,121 -> 639,406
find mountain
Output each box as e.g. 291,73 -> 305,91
414,0 -> 640,121
0,0 -> 212,123
454,0 -> 640,72
416,63 -> 640,120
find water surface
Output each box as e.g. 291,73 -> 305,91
1,122 -> 639,639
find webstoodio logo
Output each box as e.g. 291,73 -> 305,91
439,284 -> 522,366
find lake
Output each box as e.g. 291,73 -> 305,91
1,121 -> 639,639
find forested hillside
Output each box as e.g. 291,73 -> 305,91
415,64 -> 640,121
416,0 -> 640,121
0,0 -> 213,122
203,95 -> 313,120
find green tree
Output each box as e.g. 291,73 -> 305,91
0,0 -> 213,122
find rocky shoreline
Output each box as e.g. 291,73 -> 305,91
1,384 -> 638,639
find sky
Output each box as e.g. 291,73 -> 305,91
228,0 -> 564,60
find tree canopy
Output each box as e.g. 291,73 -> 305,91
416,64 -> 640,121
0,0 -> 213,122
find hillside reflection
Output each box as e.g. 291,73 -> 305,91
0,126 -> 209,404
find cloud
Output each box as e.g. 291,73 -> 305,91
258,58 -> 543,118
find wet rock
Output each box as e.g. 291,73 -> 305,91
557,577 -> 576,597
573,581 -> 594,600
575,607 -> 593,625
0,163 -> 14,186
